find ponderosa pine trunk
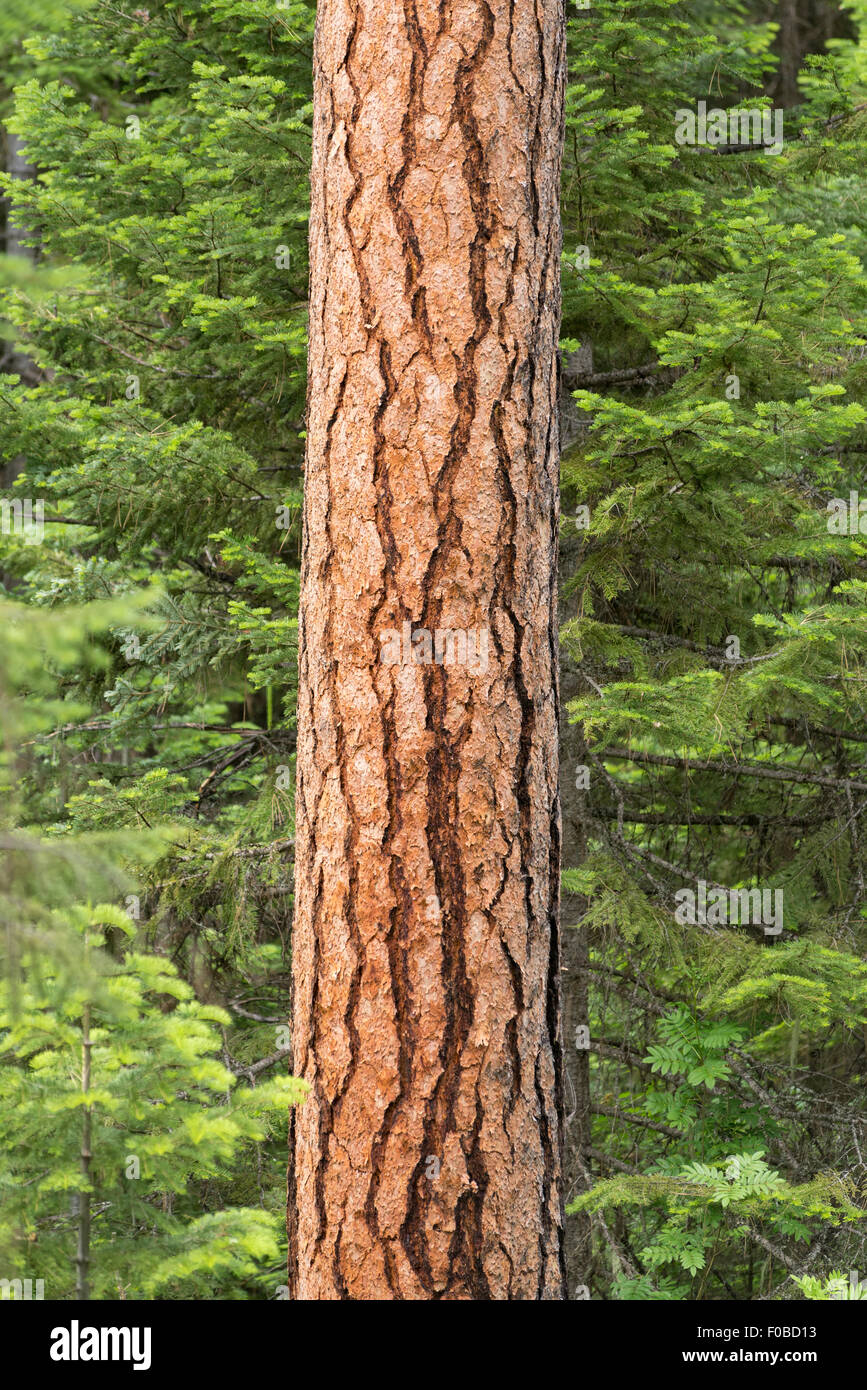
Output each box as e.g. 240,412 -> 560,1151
289,0 -> 566,1300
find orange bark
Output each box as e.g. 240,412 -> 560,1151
289,0 -> 566,1299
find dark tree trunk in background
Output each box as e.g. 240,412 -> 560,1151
3,131 -> 35,260
773,0 -> 855,107
1,129 -> 39,384
559,714 -> 592,1297
777,0 -> 803,106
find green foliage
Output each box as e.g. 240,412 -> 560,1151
0,0 -> 312,1300
570,1149 -> 861,1295
561,0 -> 867,1300
0,901 -> 306,1298
645,1007 -> 742,1090
793,1268 -> 867,1299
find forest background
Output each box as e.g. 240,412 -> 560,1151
1,0 -> 866,1302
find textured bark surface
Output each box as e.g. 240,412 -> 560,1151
289,0 -> 566,1300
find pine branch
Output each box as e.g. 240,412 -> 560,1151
599,746 -> 867,793
562,360 -> 667,387
591,1105 -> 684,1139
591,808 -> 833,828
227,1047 -> 292,1082
611,624 -> 780,667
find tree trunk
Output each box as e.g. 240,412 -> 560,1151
3,131 -> 36,261
776,0 -> 803,107
76,1000 -> 92,1301
559,710 -> 592,1297
1,129 -> 40,387
289,0 -> 567,1300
